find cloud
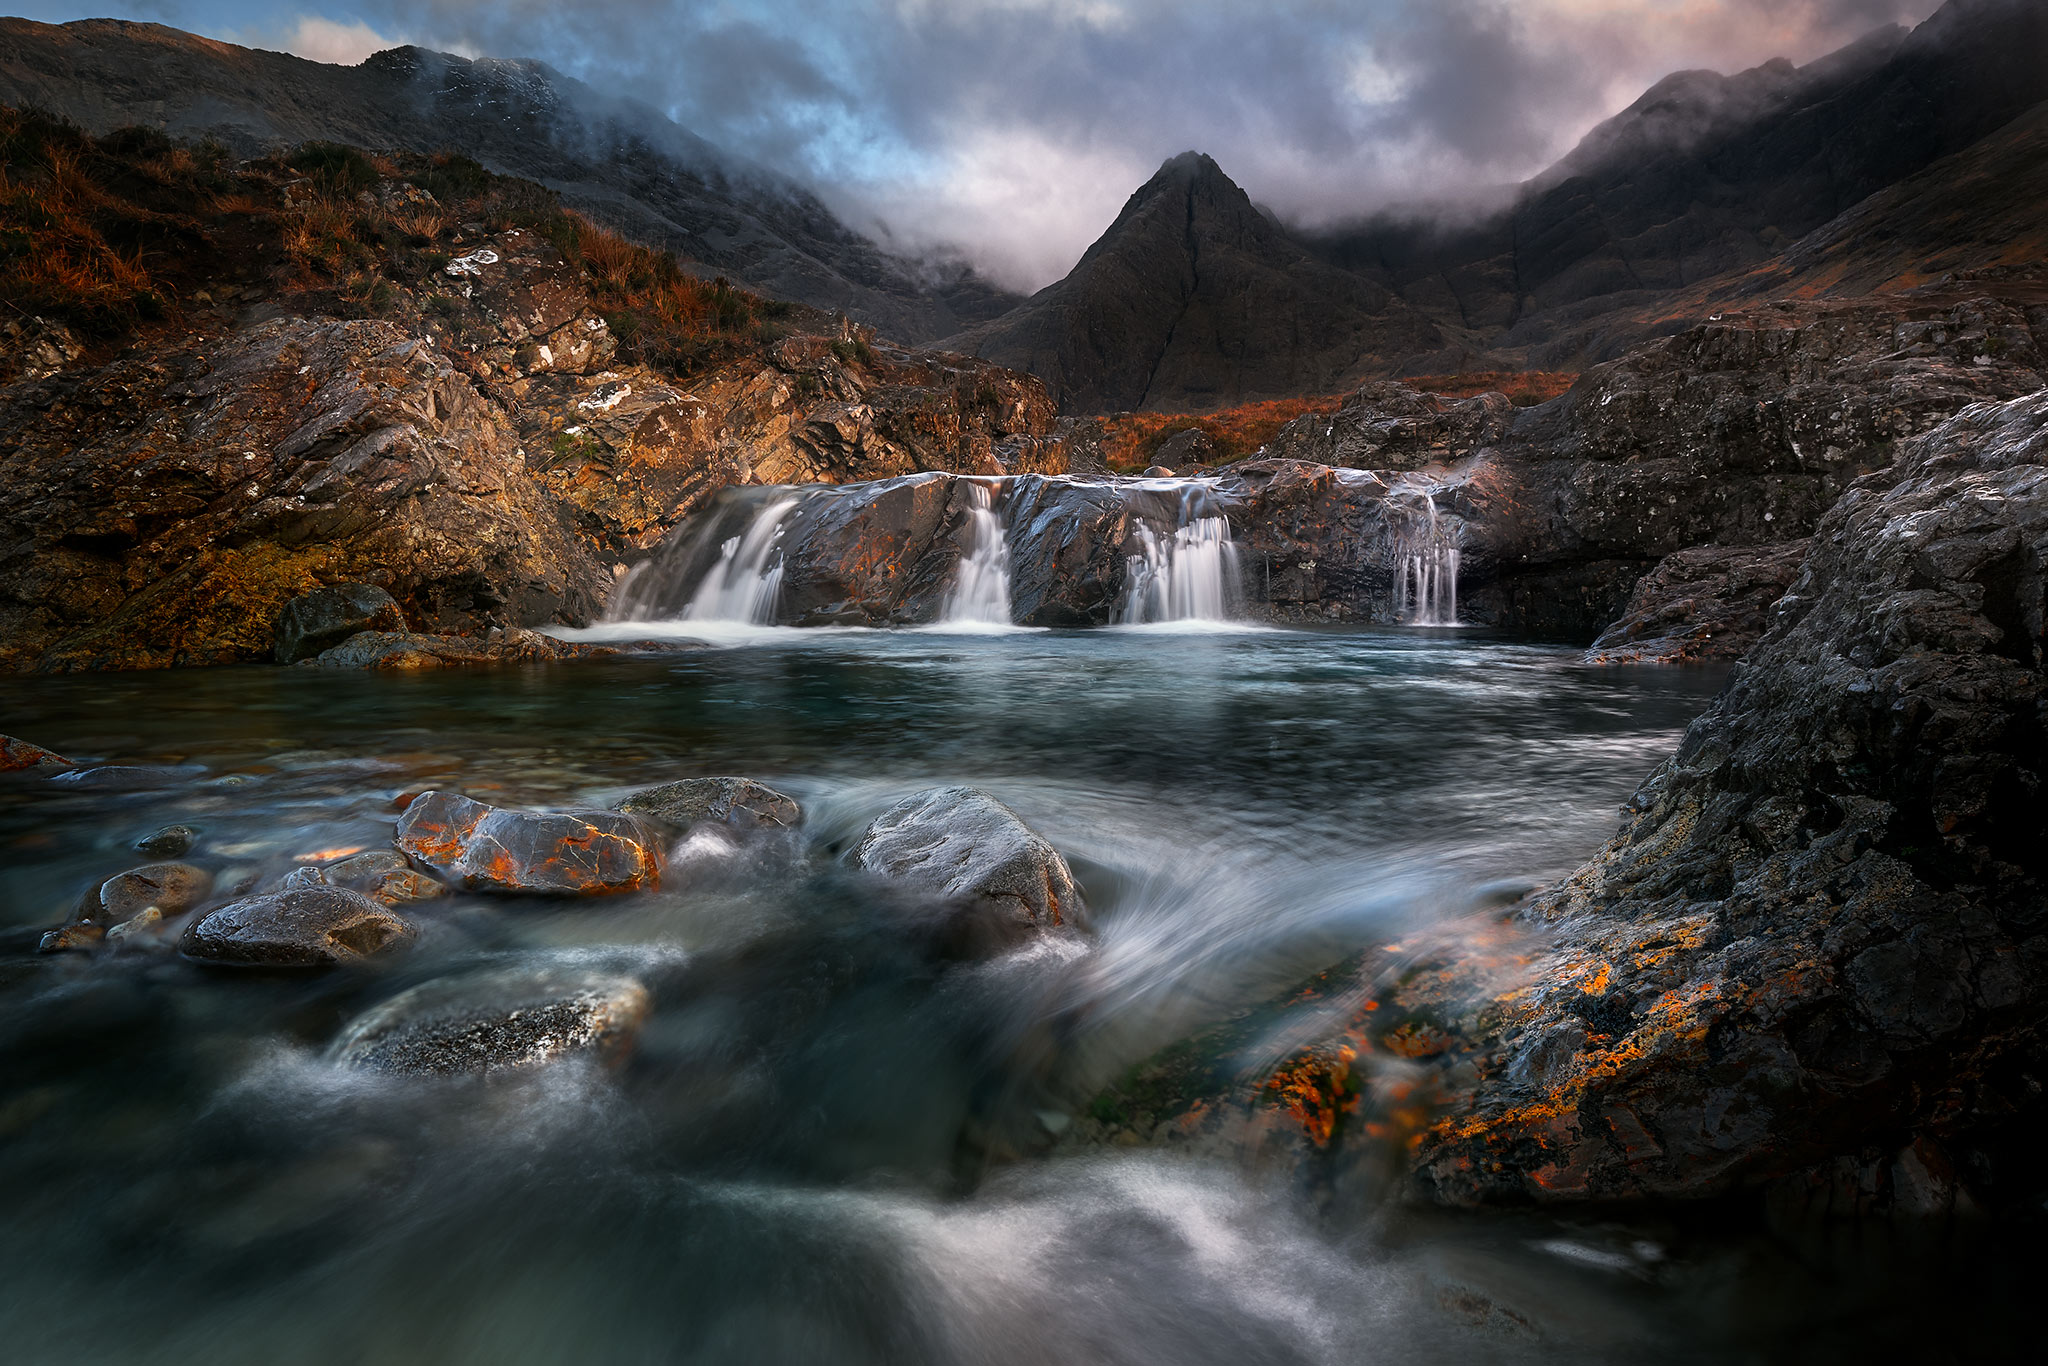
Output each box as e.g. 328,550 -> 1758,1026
140,0 -> 1947,288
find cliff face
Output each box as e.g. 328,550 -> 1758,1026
943,154 -> 1444,414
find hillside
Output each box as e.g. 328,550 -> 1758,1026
0,17 -> 1020,344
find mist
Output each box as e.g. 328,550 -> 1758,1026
31,0 -> 1945,289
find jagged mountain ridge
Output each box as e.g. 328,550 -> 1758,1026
0,17 -> 1019,344
941,152 -> 1447,414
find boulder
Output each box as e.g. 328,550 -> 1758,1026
180,888 -> 417,967
394,791 -> 662,896
328,967 -> 651,1076
134,824 -> 198,857
1,735 -> 71,771
301,629 -> 667,670
854,786 -> 1086,931
93,862 -> 214,926
1152,428 -> 1216,472
286,849 -> 448,906
1414,389 -> 2048,1204
273,584 -> 407,664
1585,541 -> 1810,663
615,777 -> 801,833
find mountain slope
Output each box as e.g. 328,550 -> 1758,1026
0,17 -> 1019,343
943,153 -> 1444,413
1307,0 -> 2048,342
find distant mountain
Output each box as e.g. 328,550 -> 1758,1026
1307,0 -> 2048,351
0,17 -> 1019,343
942,153 -> 1445,413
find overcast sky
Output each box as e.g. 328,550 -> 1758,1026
17,1 -> 1943,288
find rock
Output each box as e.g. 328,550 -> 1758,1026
1152,428 -> 1216,472
273,584 -> 407,664
134,824 -> 199,857
0,315 -> 83,383
854,786 -> 1086,931
92,863 -> 214,927
1,735 -> 71,771
394,791 -> 662,896
1413,389 -> 2048,1204
1585,541 -> 1810,663
287,849 -> 449,906
45,764 -> 204,789
300,629 -> 669,670
38,923 -> 104,953
328,967 -> 651,1076
615,777 -> 801,833
180,888 -> 417,967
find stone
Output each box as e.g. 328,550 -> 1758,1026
854,786 -> 1086,931
1,735 -> 71,771
45,765 -> 203,789
615,777 -> 801,833
1151,428 -> 1216,472
273,583 -> 407,664
180,888 -> 418,967
134,824 -> 199,857
282,850 -> 449,905
394,791 -> 662,896
301,629 -> 670,670
93,863 -> 214,927
328,967 -> 651,1076
1585,541 -> 1811,664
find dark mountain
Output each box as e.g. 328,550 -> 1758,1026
942,153 -> 1445,413
1306,0 -> 2048,349
0,17 -> 1019,343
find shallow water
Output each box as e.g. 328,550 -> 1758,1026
0,629 -> 2026,1363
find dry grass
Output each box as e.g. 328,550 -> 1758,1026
1403,370 -> 1577,405
1097,393 -> 1351,472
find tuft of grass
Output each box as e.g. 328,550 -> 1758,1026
288,142 -> 380,196
1095,393 -> 1351,473
1403,370 -> 1577,407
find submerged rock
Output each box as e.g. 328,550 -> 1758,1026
1,735 -> 71,771
180,888 -> 417,967
1416,390 -> 2048,1204
301,628 -> 671,670
395,791 -> 662,896
854,786 -> 1086,931
615,777 -> 801,833
134,824 -> 199,858
329,967 -> 651,1076
273,584 -> 407,664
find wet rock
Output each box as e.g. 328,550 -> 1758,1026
93,863 -> 214,927
45,764 -> 205,790
1414,389 -> 2048,1204
328,967 -> 651,1076
395,791 -> 662,896
180,888 -> 417,967
38,923 -> 104,954
285,849 -> 449,906
134,824 -> 199,857
273,584 -> 407,664
1585,541 -> 1810,663
1,735 -> 71,771
301,629 -> 671,670
615,777 -> 801,833
854,786 -> 1086,931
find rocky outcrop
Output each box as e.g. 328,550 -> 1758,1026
945,153 -> 1443,413
1585,541 -> 1810,664
329,967 -> 651,1076
0,315 -> 609,671
394,792 -> 663,896
615,777 -> 801,833
855,786 -> 1087,933
1414,389 -> 2048,1204
181,888 -> 418,967
273,584 -> 407,664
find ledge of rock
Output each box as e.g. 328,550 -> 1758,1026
180,888 -> 418,967
1416,389 -> 2048,1204
301,629 -> 675,670
854,786 -> 1086,931
395,791 -> 662,895
615,777 -> 801,833
329,967 -> 651,1076
1584,541 -> 1810,664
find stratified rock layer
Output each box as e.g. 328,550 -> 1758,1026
1416,390 -> 2048,1203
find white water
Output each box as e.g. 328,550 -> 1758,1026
1116,509 -> 1240,625
939,483 -> 1014,627
682,497 -> 798,626
1392,492 -> 1460,627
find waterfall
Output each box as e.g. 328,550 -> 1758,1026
679,496 -> 798,625
1391,492 -> 1460,627
939,482 -> 1014,626
1115,488 -> 1240,625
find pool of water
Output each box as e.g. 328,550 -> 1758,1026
0,628 -> 2025,1362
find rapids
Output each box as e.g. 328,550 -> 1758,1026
0,631 -> 2027,1363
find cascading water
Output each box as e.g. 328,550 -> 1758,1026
939,482 -> 1014,626
1115,486 -> 1241,625
679,496 -> 798,625
1390,491 -> 1459,627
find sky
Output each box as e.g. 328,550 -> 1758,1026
15,1 -> 1944,289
